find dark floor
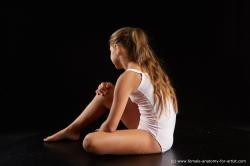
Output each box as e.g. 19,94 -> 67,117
0,121 -> 249,166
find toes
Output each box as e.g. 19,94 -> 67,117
43,137 -> 48,142
43,136 -> 51,142
43,135 -> 55,142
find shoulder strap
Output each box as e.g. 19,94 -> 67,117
126,68 -> 144,74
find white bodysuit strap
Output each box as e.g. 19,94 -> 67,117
126,68 -> 144,74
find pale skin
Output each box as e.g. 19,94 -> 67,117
43,44 -> 162,155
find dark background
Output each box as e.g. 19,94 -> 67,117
1,1 -> 249,132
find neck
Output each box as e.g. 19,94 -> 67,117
125,62 -> 141,70
119,54 -> 141,70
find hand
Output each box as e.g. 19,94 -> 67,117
95,120 -> 114,132
96,121 -> 107,132
95,82 -> 114,96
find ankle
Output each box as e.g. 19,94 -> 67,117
66,125 -> 81,134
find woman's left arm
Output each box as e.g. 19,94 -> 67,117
98,71 -> 140,132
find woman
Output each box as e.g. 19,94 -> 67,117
43,27 -> 179,155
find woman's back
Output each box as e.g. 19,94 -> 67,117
127,68 -> 177,153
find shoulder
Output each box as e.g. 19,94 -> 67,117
115,70 -> 141,93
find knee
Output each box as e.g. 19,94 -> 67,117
82,133 -> 94,152
82,133 -> 101,154
94,93 -> 113,109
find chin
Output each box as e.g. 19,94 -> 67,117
113,65 -> 119,69
113,64 -> 121,69
117,66 -> 124,70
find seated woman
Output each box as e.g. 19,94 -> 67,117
43,27 -> 179,155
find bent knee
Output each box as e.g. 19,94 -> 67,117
82,133 -> 94,152
82,133 -> 103,154
94,93 -> 113,109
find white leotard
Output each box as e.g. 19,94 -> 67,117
127,68 -> 177,153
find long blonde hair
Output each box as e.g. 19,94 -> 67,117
109,27 -> 179,115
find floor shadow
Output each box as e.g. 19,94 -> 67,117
43,141 -> 181,166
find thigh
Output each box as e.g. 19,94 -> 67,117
83,129 -> 161,155
121,98 -> 140,129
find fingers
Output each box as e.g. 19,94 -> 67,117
96,82 -> 113,96
95,89 -> 107,96
106,82 -> 113,88
100,82 -> 113,89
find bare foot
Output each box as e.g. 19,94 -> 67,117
43,127 -> 80,142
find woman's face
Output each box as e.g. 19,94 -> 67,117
110,45 -> 122,69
